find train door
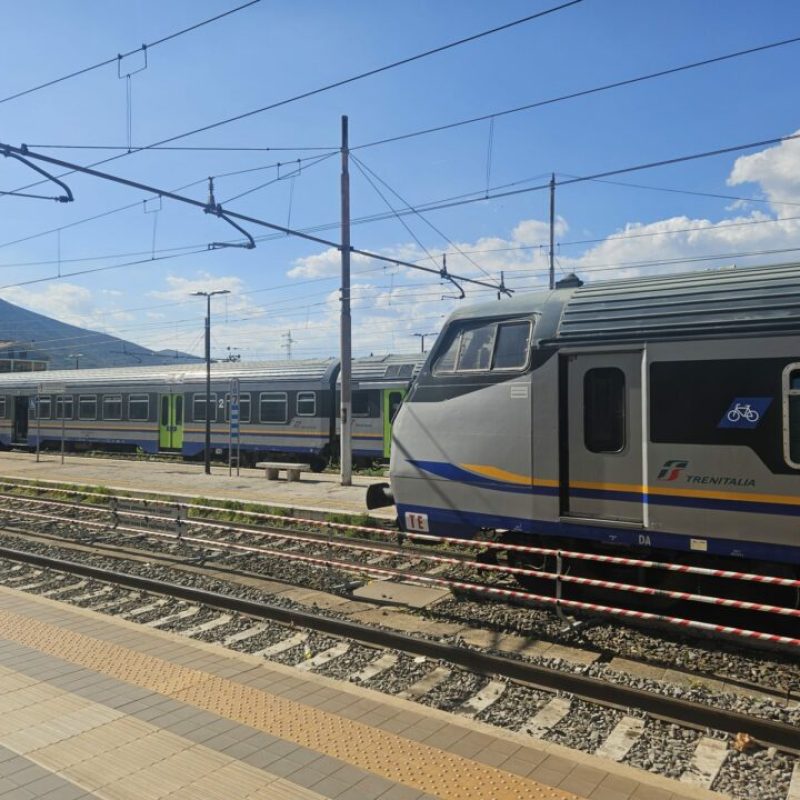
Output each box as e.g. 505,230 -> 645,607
561,351 -> 644,524
12,397 -> 29,443
382,389 -> 405,458
159,394 -> 184,451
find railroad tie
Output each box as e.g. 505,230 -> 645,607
295,641 -> 350,672
182,614 -> 233,638
455,679 -> 506,718
593,715 -> 645,761
221,623 -> 270,647
787,762 -> 800,800
522,696 -> 572,739
351,652 -> 398,683
65,586 -> 115,605
41,579 -> 87,597
145,606 -> 199,628
680,736 -> 729,789
398,666 -> 451,701
253,631 -> 308,658
123,600 -> 171,620
11,578 -> 50,592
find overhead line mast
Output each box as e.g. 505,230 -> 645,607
340,117 -> 353,486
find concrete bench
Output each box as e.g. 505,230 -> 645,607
255,461 -> 311,482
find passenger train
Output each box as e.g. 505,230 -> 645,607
0,353 -> 423,469
369,263 -> 800,577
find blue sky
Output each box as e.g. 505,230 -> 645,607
1,0 -> 799,361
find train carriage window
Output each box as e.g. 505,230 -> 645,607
297,391 -> 316,416
78,395 -> 97,421
37,396 -> 51,420
102,395 -> 122,421
55,395 -> 73,420
259,392 -> 287,423
492,321 -> 532,370
352,391 -> 369,416
128,394 -> 149,421
0,397 -> 5,418
584,368 -> 626,453
224,392 -> 251,423
193,393 -> 217,422
784,366 -> 800,468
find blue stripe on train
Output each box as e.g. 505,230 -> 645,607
408,459 -> 800,517
395,503 -> 800,566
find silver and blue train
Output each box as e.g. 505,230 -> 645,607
0,353 -> 423,469
371,263 -> 800,574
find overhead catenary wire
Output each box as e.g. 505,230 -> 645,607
0,0 -> 263,106
3,25 -> 797,255
351,33 -> 800,152
352,153 -> 494,279
0,149 -> 338,253
0,143 -> 509,295
23,31 -> 800,163
364,131 -> 800,218
1,1 -> 584,203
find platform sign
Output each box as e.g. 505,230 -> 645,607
228,379 -> 240,476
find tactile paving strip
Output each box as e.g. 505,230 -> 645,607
0,608 -> 575,800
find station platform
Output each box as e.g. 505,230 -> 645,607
0,452 -> 392,521
0,586 -> 723,800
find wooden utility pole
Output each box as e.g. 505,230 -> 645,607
549,173 -> 555,290
340,115 -> 352,486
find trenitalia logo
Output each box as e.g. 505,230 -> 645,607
657,459 -> 689,481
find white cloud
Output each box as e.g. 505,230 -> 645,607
288,248 -> 374,279
728,129 -> 800,215
1,283 -> 94,327
148,272 -> 246,304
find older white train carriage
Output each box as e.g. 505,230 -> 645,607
0,359 -> 339,467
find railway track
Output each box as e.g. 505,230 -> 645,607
0,481 -> 798,798
1,478 -> 799,648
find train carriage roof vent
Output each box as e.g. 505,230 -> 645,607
555,273 -> 583,289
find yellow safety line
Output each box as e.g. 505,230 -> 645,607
0,608 -> 575,800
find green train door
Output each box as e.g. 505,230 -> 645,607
382,389 -> 405,458
159,394 -> 184,451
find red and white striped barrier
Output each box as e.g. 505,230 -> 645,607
2,491 -> 799,649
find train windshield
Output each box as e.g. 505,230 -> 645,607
432,318 -> 533,375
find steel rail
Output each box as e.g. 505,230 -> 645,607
3,494 -> 800,648
0,543 -> 797,753
2,479 -> 797,589
8,498 -> 800,625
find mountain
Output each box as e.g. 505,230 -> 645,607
0,297 -> 202,370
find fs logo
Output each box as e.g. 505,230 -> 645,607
657,459 -> 688,481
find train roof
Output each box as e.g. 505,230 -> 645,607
338,353 -> 424,387
445,261 -> 800,345
0,358 -> 339,389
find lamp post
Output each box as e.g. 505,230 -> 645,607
68,353 -> 83,369
192,290 -> 230,475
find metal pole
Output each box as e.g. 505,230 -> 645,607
35,390 -> 40,463
549,173 -> 555,290
340,115 -> 352,486
204,295 -> 211,476
60,401 -> 65,465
